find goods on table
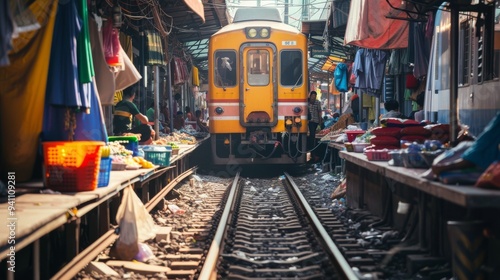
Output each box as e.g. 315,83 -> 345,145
153,132 -> 196,145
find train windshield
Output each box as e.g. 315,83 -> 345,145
214,51 -> 237,87
280,51 -> 302,86
247,50 -> 270,86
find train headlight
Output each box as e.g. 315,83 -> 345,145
285,117 -> 293,130
294,116 -> 301,124
247,28 -> 257,38
293,107 -> 302,114
215,107 -> 224,114
260,28 -> 269,38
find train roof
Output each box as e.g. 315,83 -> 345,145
233,7 -> 282,23
213,21 -> 302,37
213,8 -> 302,37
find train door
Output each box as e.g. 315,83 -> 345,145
240,44 -> 277,126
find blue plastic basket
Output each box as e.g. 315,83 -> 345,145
98,157 -> 112,187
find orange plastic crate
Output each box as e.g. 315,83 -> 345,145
42,141 -> 104,192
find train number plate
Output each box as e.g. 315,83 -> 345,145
282,41 -> 297,46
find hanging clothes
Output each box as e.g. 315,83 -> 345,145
73,79 -> 108,141
353,48 -> 389,97
89,14 -> 115,105
0,0 -> 58,182
145,30 -> 164,65
334,63 -> 348,92
0,0 -> 14,66
387,49 -> 409,75
353,48 -> 366,90
42,78 -> 108,142
413,22 -> 431,79
192,66 -> 200,86
45,0 -> 91,109
77,0 -> 94,83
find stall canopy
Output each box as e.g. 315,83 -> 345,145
344,0 -> 409,49
321,56 -> 344,72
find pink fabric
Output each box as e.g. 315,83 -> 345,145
344,0 -> 409,49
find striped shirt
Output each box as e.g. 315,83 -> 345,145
308,100 -> 322,123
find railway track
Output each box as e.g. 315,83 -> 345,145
58,167 -> 415,279
200,172 -> 357,279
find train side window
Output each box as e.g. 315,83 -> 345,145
280,51 -> 302,86
247,50 -> 270,86
214,51 -> 236,87
458,20 -> 470,86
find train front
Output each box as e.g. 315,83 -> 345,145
208,8 -> 309,165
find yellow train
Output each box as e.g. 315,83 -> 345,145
208,7 -> 309,165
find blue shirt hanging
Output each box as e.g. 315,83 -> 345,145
334,62 -> 348,92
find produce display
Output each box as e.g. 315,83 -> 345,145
108,142 -> 154,169
153,132 -> 197,145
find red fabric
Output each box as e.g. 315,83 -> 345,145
406,73 -> 418,89
400,126 -> 431,136
475,162 -> 500,189
344,0 -> 409,49
429,133 -> 449,143
371,127 -> 401,138
424,124 -> 450,136
381,118 -> 423,128
173,57 -> 188,85
370,135 -> 400,146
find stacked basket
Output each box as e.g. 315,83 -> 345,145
43,141 -> 104,192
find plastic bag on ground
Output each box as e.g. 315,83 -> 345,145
112,185 -> 156,260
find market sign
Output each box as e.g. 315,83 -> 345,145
310,48 -> 329,57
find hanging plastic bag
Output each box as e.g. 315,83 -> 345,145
102,19 -> 123,68
112,185 -> 156,260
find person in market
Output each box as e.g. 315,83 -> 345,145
113,87 -> 155,145
146,102 -> 170,134
185,106 -> 196,122
350,92 -> 360,122
173,111 -> 185,130
307,91 -> 323,151
195,109 -> 209,133
381,99 -> 406,119
410,92 -> 425,122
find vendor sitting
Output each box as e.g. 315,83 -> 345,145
113,87 -> 155,145
195,109 -> 209,133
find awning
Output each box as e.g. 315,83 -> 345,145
344,0 -> 408,49
183,0 -> 205,23
321,56 -> 344,72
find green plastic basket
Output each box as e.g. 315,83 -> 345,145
144,150 -> 171,166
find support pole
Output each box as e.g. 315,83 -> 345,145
167,61 -> 174,133
449,6 -> 459,142
154,65 -> 160,138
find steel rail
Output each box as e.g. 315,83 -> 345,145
283,172 -> 359,280
51,167 -> 197,280
198,171 -> 241,280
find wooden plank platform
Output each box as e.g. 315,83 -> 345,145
339,150 -> 500,208
0,136 -> 209,280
